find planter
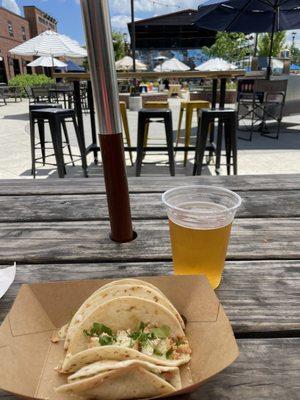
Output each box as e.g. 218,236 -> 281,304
129,96 -> 142,111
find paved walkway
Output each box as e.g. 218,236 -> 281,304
0,98 -> 299,179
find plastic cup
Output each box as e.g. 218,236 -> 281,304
162,186 -> 242,289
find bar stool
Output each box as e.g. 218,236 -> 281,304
135,108 -> 175,177
119,101 -> 133,165
143,101 -> 169,150
30,108 -> 87,178
29,103 -> 73,168
177,100 -> 211,166
193,108 -> 237,176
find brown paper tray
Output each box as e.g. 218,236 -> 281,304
0,275 -> 239,399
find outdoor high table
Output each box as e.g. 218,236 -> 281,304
0,173 -> 299,399
53,70 -> 245,164
49,87 -> 74,109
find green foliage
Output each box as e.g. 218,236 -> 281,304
8,74 -> 54,95
290,46 -> 300,64
81,57 -> 89,71
112,32 -> 125,61
258,32 -> 286,57
202,32 -> 250,62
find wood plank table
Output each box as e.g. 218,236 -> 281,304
0,174 -> 299,399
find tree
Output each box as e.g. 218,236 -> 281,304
112,32 -> 125,61
202,32 -> 251,63
257,32 -> 286,57
290,46 -> 300,64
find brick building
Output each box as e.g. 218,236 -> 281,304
23,6 -> 57,38
0,6 -> 57,83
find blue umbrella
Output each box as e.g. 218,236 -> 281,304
65,60 -> 85,72
196,1 -> 300,77
290,63 -> 300,70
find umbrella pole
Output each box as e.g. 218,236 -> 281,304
130,0 -> 137,88
81,0 -> 134,243
267,3 -> 278,79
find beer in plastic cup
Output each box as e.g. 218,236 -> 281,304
162,186 -> 242,289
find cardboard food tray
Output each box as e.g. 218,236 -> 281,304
0,275 -> 239,399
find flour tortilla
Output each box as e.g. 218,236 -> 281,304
64,284 -> 184,350
56,360 -> 181,400
66,296 -> 186,356
98,279 -> 166,297
61,344 -> 190,373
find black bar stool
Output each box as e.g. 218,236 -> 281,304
30,108 -> 88,178
135,108 -> 175,177
29,103 -> 74,168
193,108 -> 237,176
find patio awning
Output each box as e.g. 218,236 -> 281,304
128,9 -> 216,50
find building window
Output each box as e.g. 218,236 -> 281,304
38,17 -> 46,25
21,26 -> 26,41
8,21 -> 14,37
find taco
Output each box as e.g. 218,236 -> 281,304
64,283 -> 184,350
63,297 -> 191,371
56,359 -> 181,400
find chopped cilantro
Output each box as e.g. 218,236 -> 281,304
166,348 -> 173,359
99,335 -> 114,346
84,323 -> 113,337
175,338 -> 185,346
139,322 -> 146,331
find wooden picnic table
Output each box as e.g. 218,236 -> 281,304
0,174 -> 299,399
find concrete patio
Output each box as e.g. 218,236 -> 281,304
0,97 -> 299,179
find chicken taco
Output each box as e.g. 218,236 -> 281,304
62,297 -> 191,372
63,283 -> 184,350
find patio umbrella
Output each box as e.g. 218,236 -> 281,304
195,57 -> 237,71
64,60 -> 86,72
27,56 -> 67,68
115,56 -> 147,71
290,63 -> 300,71
9,30 -> 87,58
195,0 -> 300,77
154,57 -> 190,72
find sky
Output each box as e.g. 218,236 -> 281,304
1,0 -> 299,47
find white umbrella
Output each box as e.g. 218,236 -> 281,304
195,58 -> 237,71
154,57 -> 190,72
27,56 -> 67,68
271,58 -> 284,70
9,30 -> 87,58
115,56 -> 147,71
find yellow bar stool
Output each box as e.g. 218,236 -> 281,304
119,101 -> 133,165
177,100 -> 211,166
143,101 -> 169,148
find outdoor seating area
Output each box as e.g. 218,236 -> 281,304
0,74 -> 299,179
0,1 -> 299,400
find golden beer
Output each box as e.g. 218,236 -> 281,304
169,219 -> 232,288
162,186 -> 241,289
